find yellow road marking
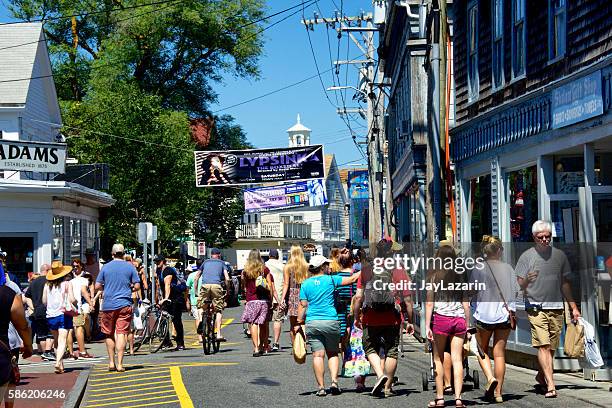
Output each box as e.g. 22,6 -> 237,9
86,394 -> 179,407
92,362 -> 238,373
170,366 -> 194,408
88,389 -> 175,403
87,381 -> 173,393
88,385 -> 174,398
221,318 -> 234,328
90,366 -> 169,377
88,374 -> 171,388
90,370 -> 170,382
112,399 -> 179,408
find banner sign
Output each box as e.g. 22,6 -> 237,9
347,170 -> 369,199
0,139 -> 66,173
244,179 -> 328,213
552,70 -> 603,129
350,198 -> 369,247
195,145 -> 324,187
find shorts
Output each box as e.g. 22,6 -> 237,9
198,284 -> 225,313
432,313 -> 467,337
241,300 -> 269,325
475,319 -> 512,331
527,309 -> 563,349
363,325 -> 400,359
47,314 -> 74,331
31,317 -> 51,341
100,306 -> 133,335
272,304 -> 286,322
73,313 -> 87,328
305,320 -> 340,353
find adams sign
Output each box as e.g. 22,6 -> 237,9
0,139 -> 66,173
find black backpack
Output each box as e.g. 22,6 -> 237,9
363,270 -> 396,311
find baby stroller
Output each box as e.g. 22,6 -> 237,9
421,327 -> 482,392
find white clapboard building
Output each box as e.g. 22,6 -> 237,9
227,116 -> 348,268
0,23 -> 114,285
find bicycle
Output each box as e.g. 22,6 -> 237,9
197,299 -> 220,355
134,301 -> 173,353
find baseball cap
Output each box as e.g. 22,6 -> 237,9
111,243 -> 125,255
268,249 -> 279,258
153,254 -> 166,263
211,248 -> 221,255
308,254 -> 330,270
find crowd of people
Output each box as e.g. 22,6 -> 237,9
238,219 -> 590,406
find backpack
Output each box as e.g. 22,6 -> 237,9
363,270 -> 395,311
167,267 -> 187,293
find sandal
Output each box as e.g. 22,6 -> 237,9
444,385 -> 453,394
494,394 -> 503,403
316,388 -> 327,397
428,398 -> 444,407
330,381 -> 342,395
544,389 -> 557,398
455,398 -> 466,408
54,366 -> 64,374
485,377 -> 499,398
108,366 -> 117,372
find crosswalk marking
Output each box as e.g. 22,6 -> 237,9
87,380 -> 174,394
88,389 -> 176,403
89,370 -> 167,382
88,385 -> 174,398
86,394 -> 181,407
90,374 -> 171,387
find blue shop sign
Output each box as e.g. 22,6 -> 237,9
552,70 -> 603,129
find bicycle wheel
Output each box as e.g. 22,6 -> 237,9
202,313 -> 211,355
208,316 -> 218,354
133,309 -> 151,352
152,316 -> 170,353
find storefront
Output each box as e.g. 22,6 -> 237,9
452,61 -> 612,379
0,179 -> 114,287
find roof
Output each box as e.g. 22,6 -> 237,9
324,154 -> 333,178
286,114 -> 311,133
339,169 -> 349,184
0,178 -> 115,208
0,23 -> 45,106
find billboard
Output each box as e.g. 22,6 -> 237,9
194,145 -> 324,187
244,179 -> 328,213
348,170 -> 369,199
0,139 -> 66,173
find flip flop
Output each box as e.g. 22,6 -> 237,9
455,398 -> 466,408
485,377 -> 499,398
116,367 -> 126,372
428,398 -> 444,407
108,366 -> 117,372
544,389 -> 557,398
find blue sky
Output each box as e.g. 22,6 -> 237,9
0,0 -> 374,168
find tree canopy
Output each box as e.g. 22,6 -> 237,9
9,0 -> 264,252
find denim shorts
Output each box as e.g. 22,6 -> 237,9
47,314 -> 74,331
305,320 -> 340,353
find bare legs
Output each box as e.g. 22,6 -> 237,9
104,333 -> 127,370
536,345 -> 556,393
433,334 -> 465,402
366,352 -> 398,391
52,329 -> 68,371
215,312 -> 223,339
311,350 -> 340,389
250,323 -> 260,353
75,326 -> 87,355
476,328 -> 510,398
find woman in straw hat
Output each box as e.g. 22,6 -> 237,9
43,261 -> 76,374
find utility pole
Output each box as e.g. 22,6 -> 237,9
301,12 -> 384,253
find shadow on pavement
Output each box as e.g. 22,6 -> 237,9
248,377 -> 281,386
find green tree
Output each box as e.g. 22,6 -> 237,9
9,0 -> 265,252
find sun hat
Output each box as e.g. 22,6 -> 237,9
46,260 -> 73,281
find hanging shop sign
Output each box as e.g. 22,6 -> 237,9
194,145 -> 324,187
347,170 -> 369,199
244,179 -> 328,213
0,139 -> 66,173
552,70 -> 603,129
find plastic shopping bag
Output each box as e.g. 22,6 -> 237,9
133,304 -> 144,331
577,317 -> 604,368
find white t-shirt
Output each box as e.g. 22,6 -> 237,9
45,282 -> 68,318
71,275 -> 89,313
265,259 -> 284,304
470,260 -> 517,324
5,280 -> 24,350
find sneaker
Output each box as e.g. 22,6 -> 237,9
41,352 -> 55,361
271,343 -> 280,352
174,345 -> 186,351
371,375 -> 388,396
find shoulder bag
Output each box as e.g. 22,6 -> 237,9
484,260 -> 516,330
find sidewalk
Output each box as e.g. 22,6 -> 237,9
13,340 -> 109,408
404,335 -> 611,408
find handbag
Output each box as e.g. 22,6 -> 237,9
0,339 -> 20,385
293,329 -> 306,364
61,283 -> 79,317
331,275 -> 347,314
485,260 -> 516,330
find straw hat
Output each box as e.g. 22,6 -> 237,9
46,260 -> 73,281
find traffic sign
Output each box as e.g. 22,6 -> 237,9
138,222 -> 153,244
197,242 -> 206,256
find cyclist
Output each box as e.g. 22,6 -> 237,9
154,255 -> 185,351
198,248 -> 231,341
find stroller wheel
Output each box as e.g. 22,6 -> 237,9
421,372 -> 429,391
472,370 -> 480,389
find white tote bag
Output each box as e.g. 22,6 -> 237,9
132,303 -> 144,331
577,317 -> 604,368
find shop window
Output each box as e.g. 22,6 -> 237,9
52,216 -> 63,261
508,166 -> 538,242
548,0 -> 566,61
85,221 -> 98,254
554,156 -> 584,194
0,237 -> 33,287
70,219 -> 81,261
467,1 -> 480,102
470,175 -> 492,241
491,0 -> 504,90
511,0 -> 526,78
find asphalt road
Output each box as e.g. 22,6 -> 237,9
80,306 -> 607,408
